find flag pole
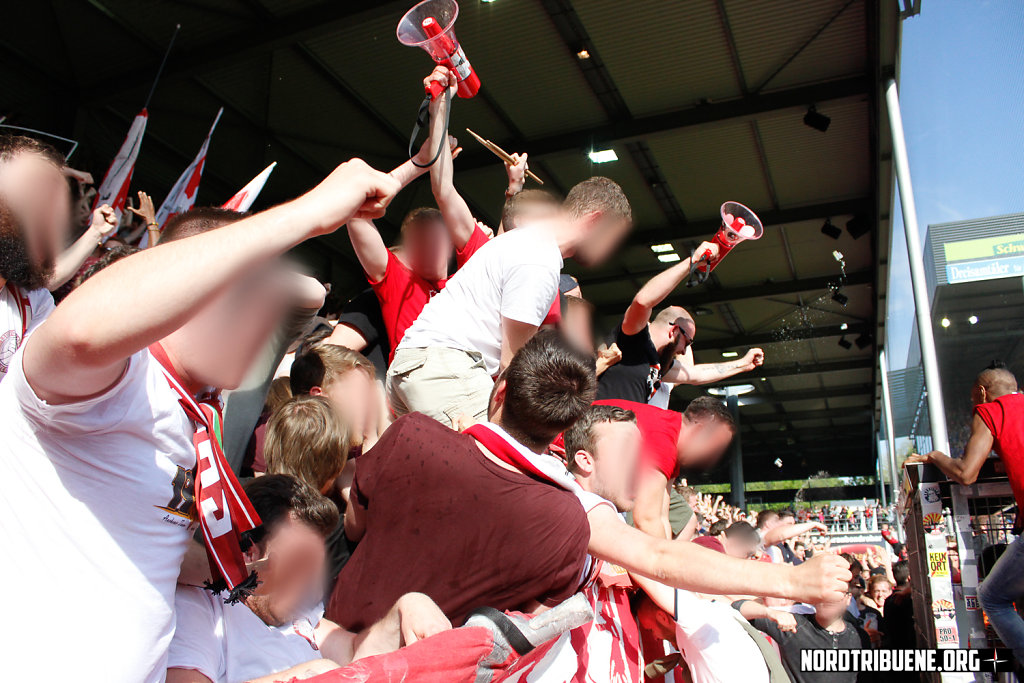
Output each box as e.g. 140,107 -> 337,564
143,23 -> 181,110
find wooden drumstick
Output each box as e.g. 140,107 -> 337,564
465,128 -> 544,185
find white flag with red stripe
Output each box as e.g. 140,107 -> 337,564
141,108 -> 223,246
93,109 -> 148,222
222,161 -> 276,212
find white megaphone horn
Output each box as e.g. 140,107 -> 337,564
688,201 -> 764,287
397,0 -> 481,99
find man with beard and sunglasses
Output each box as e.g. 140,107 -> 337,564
0,136 -> 73,380
595,240 -> 764,405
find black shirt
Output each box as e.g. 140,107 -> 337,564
337,288 -> 390,378
739,606 -> 872,683
596,324 -> 662,403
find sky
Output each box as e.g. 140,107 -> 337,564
885,0 -> 1024,369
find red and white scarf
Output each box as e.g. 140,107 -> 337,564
464,422 -> 578,492
150,342 -> 262,602
9,283 -> 31,340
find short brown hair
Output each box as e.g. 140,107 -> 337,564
0,134 -> 64,167
264,396 -> 351,491
867,574 -> 893,591
265,376 -> 293,415
242,474 -> 339,543
290,344 -> 376,395
564,404 -> 635,474
160,207 -> 247,244
563,176 -> 631,221
683,396 -> 736,432
501,189 -> 561,232
500,329 -> 597,450
400,207 -> 443,235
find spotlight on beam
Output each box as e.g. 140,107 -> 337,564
832,290 -> 849,307
846,214 -> 870,239
855,333 -> 872,350
587,148 -> 618,164
838,336 -> 853,350
821,218 -> 842,240
803,105 -> 831,132
968,315 -> 979,325
941,317 -> 951,328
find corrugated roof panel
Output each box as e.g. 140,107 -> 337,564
575,0 -> 743,117
728,0 -> 866,92
305,12 -> 513,152
199,56 -> 273,130
450,1 -> 609,138
94,0 -> 246,52
648,122 -> 773,223
758,97 -> 870,206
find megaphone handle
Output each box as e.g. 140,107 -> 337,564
425,79 -> 445,100
408,88 -> 453,169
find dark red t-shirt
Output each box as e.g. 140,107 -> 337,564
975,393 -> 1024,511
370,225 -> 489,359
326,413 -> 590,630
595,399 -> 682,481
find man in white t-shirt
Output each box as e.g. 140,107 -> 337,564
0,158 -> 401,682
168,475 -> 453,683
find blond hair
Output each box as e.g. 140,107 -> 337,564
264,396 -> 352,491
290,344 -> 375,396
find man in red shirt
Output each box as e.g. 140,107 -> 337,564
596,397 -> 736,539
906,361 -> 1024,663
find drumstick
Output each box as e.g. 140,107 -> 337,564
465,128 -> 544,185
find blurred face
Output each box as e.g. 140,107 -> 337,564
317,368 -> 376,448
508,201 -> 560,232
582,420 -> 642,512
0,152 -> 70,288
724,534 -> 758,560
402,218 -> 450,282
815,593 -> 852,625
572,211 -> 631,267
678,419 -> 735,470
794,545 -> 806,560
247,514 -> 327,626
170,262 -> 291,390
869,580 -> 892,607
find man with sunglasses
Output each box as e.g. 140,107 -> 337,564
595,239 -> 763,405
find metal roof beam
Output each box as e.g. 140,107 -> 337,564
701,323 -> 871,350
456,75 -> 870,171
742,407 -> 871,425
710,357 -> 874,382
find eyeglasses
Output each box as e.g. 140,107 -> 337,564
671,318 -> 694,348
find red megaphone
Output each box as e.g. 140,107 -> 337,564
397,0 -> 481,99
689,202 -> 763,286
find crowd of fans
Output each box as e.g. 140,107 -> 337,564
4,64 -> 940,683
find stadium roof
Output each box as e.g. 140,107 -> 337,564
2,0 -> 910,484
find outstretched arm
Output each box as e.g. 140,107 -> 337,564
662,346 -> 764,385
47,205 -> 118,290
622,241 -> 719,335
762,521 -> 827,547
424,67 -> 476,250
904,414 -> 993,485
25,159 -> 399,404
587,504 -> 851,603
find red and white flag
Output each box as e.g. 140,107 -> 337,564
142,108 -> 223,246
93,109 -> 148,222
222,161 -> 276,212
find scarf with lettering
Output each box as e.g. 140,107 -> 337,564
150,342 -> 262,603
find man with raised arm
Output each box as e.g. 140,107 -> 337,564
905,361 -> 1024,664
595,242 -> 764,404
0,157 -> 400,682
346,87 -> 490,363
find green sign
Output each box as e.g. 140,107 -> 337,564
944,233 -> 1024,262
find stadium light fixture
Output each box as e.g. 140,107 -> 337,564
821,218 -> 842,240
650,243 -> 675,253
588,148 -> 618,163
803,105 -> 831,132
657,253 -> 680,263
968,315 -> 979,325
941,317 -> 951,328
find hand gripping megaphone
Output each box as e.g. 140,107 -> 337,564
397,0 -> 481,100
687,201 -> 763,287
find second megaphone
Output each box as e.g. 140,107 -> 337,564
397,0 -> 481,99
